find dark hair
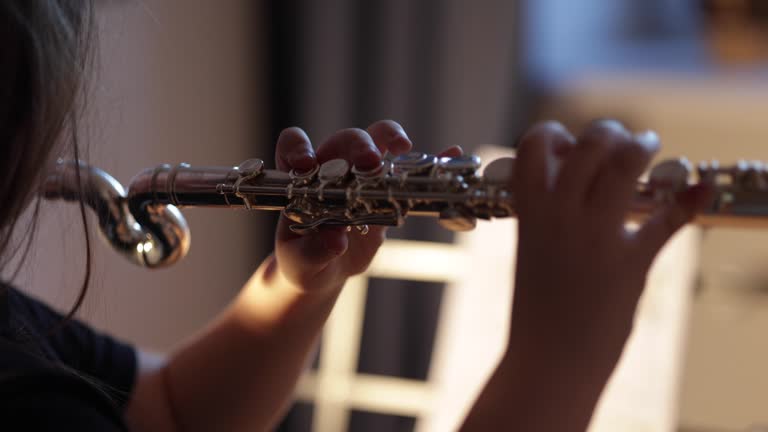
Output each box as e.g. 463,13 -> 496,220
0,1 -> 95,320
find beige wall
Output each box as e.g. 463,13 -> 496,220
11,1 -> 269,350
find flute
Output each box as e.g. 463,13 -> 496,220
43,152 -> 768,268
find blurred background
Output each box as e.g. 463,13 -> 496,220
7,0 -> 768,431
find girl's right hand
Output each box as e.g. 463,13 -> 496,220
510,120 -> 710,366
462,120 -> 712,432
505,120 -> 711,430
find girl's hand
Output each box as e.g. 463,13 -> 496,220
510,119 -> 711,368
272,121 -> 463,292
461,120 -> 712,432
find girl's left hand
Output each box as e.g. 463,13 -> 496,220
272,120 -> 461,292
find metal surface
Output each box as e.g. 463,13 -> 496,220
43,160 -> 191,268
43,154 -> 768,267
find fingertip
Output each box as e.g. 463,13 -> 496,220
276,127 -> 314,171
633,130 -> 661,154
388,133 -> 413,155
438,145 -> 463,158
287,151 -> 317,173
515,120 -> 575,194
279,126 -> 309,140
583,118 -> 629,136
518,121 -> 575,155
317,128 -> 382,171
367,120 -> 413,155
352,145 -> 383,171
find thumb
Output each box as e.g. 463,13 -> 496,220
275,216 -> 349,286
631,183 -> 712,267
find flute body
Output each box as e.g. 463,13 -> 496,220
43,152 -> 768,268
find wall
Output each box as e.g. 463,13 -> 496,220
10,0 -> 268,351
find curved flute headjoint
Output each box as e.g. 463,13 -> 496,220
44,160 -> 191,268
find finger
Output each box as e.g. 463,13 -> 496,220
514,121 -> 575,210
631,183 -> 713,268
367,120 -> 412,156
275,127 -> 316,172
316,128 -> 382,170
554,119 -> 630,207
586,131 -> 659,222
275,216 -> 349,285
438,145 -> 464,158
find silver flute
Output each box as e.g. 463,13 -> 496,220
43,152 -> 768,268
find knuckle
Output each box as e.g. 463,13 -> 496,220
519,120 -> 567,144
536,119 -> 568,135
368,120 -> 409,150
332,128 -> 372,148
389,134 -> 410,147
581,119 -> 629,142
517,120 -> 573,156
278,126 -> 306,141
369,119 -> 401,132
277,127 -> 309,152
318,129 -> 379,164
338,127 -> 367,139
347,130 -> 378,153
585,118 -> 627,134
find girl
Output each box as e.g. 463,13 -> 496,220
0,1 -> 709,431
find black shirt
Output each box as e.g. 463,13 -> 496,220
0,284 -> 136,431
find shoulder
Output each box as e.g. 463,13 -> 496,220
0,325 -> 129,431
0,285 -> 138,405
0,357 -> 129,431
